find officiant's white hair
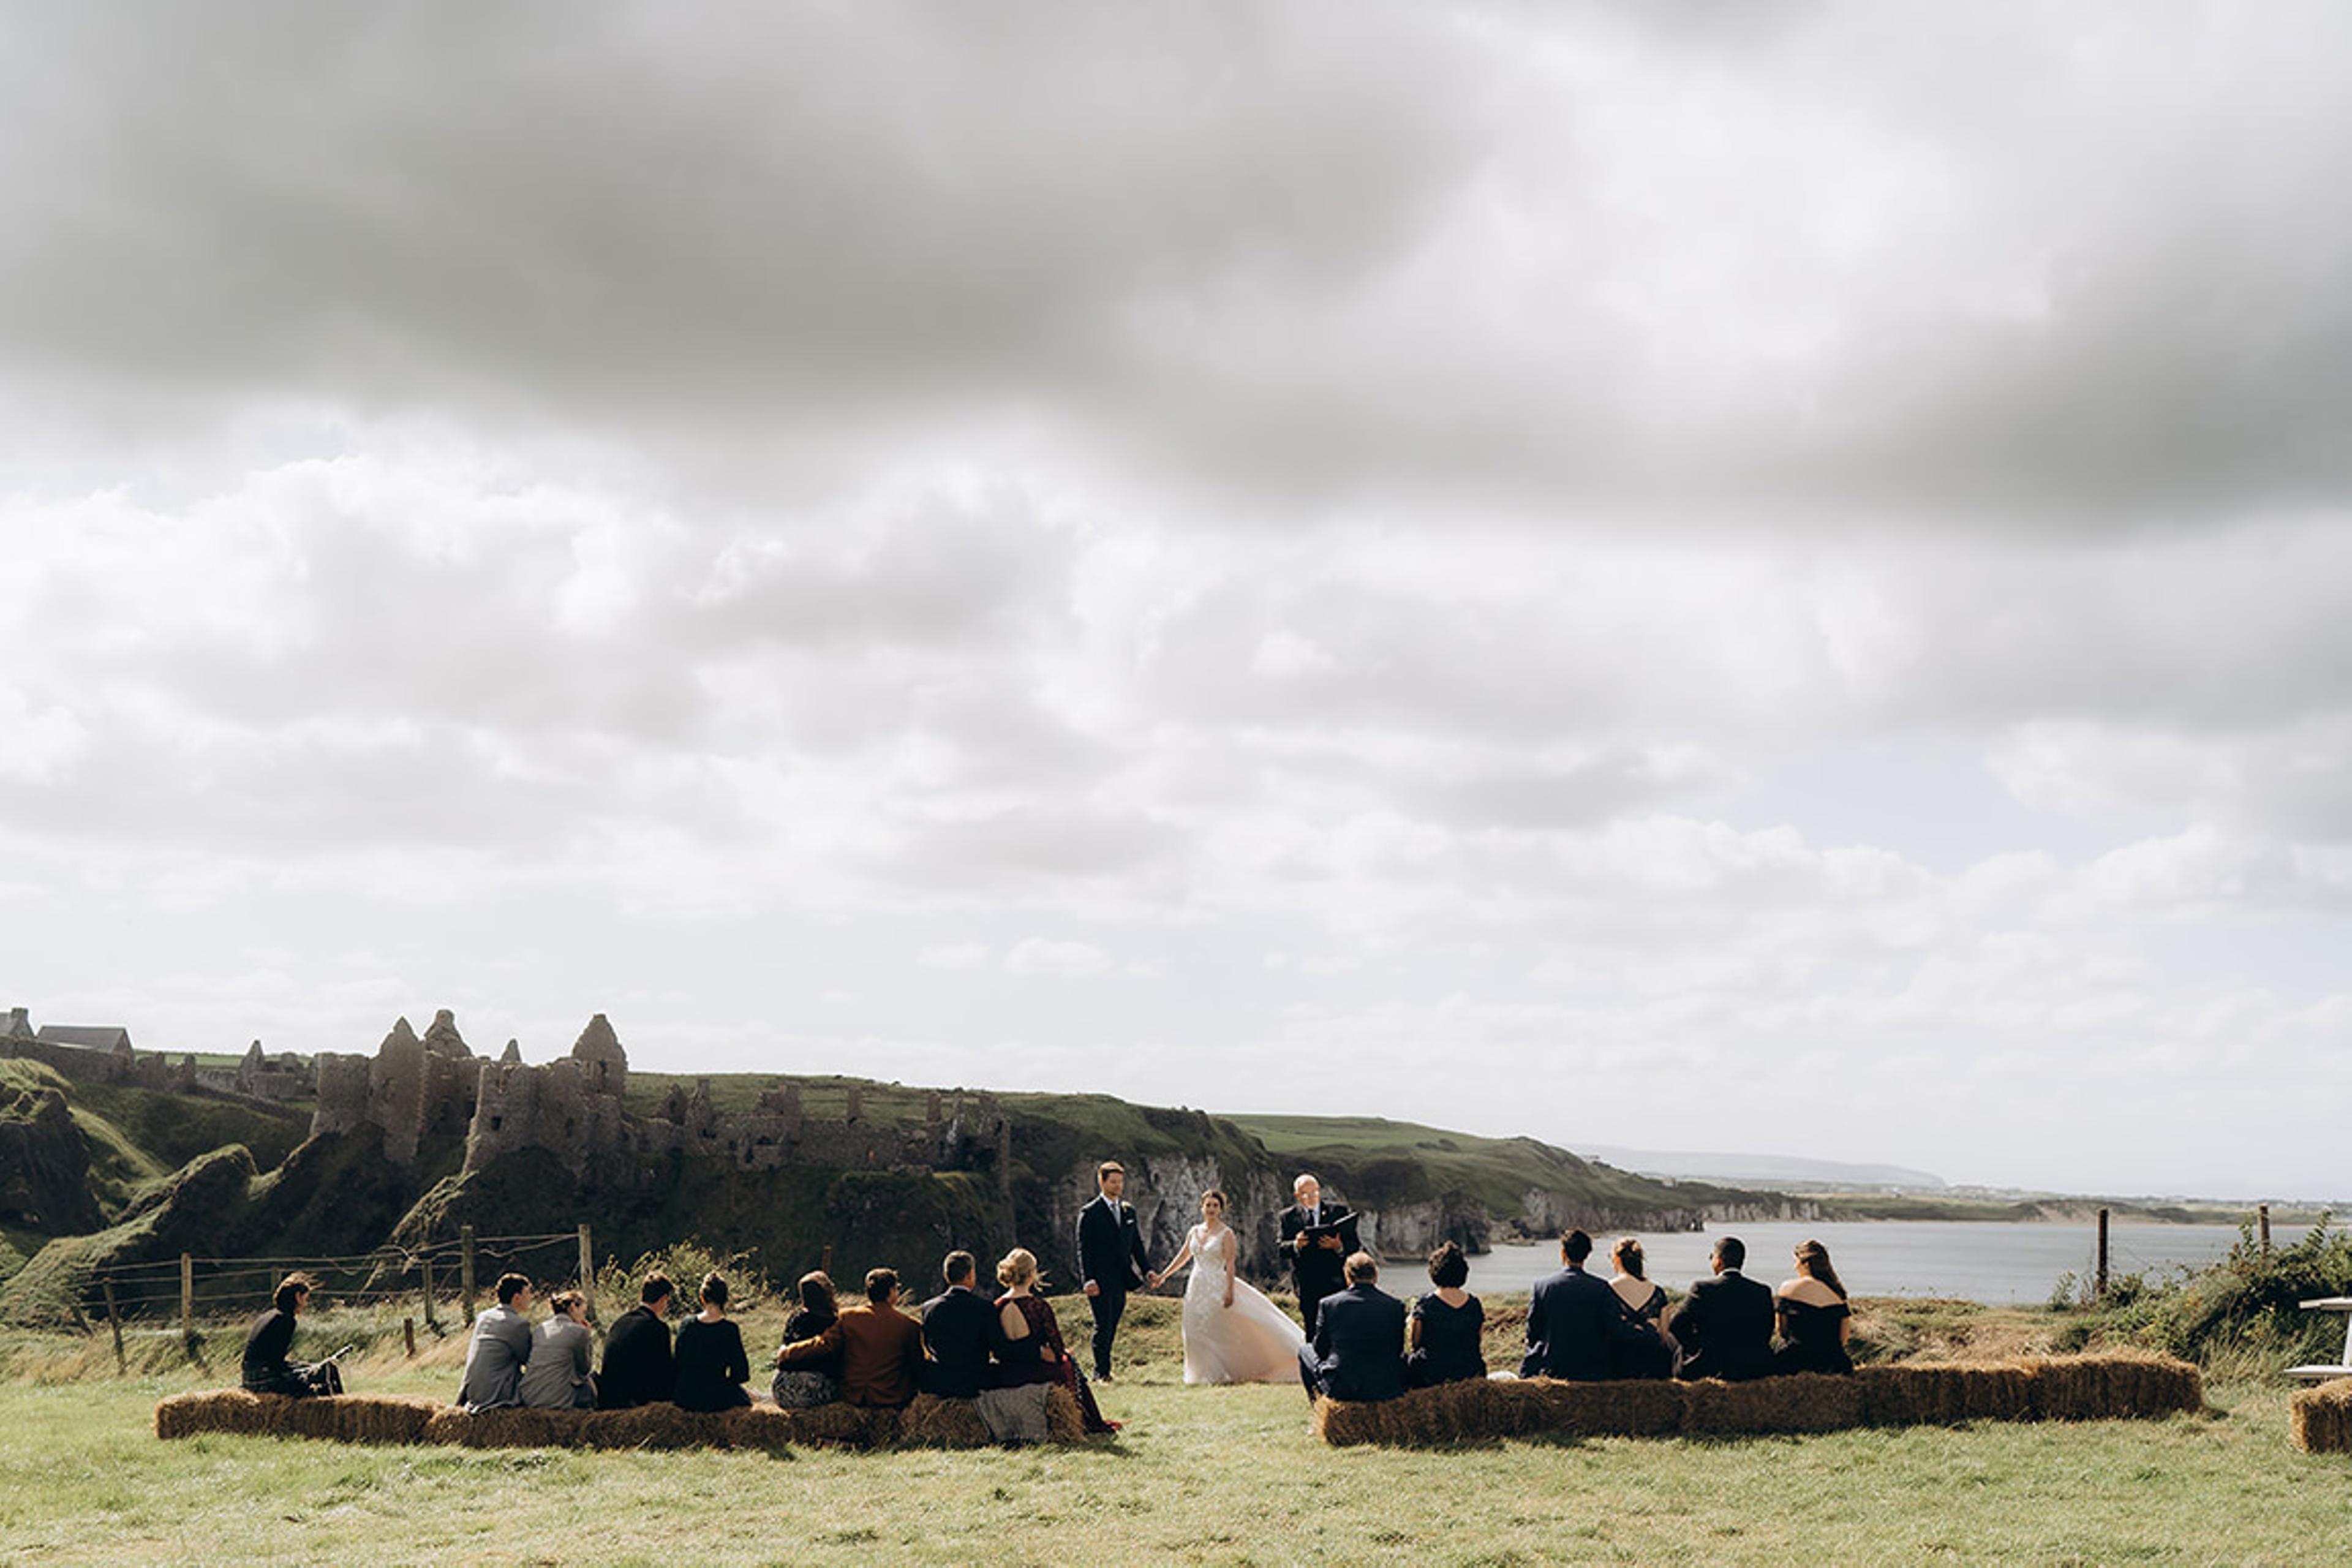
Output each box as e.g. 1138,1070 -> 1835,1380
1293,1173 -> 1319,1195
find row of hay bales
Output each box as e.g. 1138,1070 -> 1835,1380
1314,1353 -> 2204,1446
2290,1377 -> 2352,1454
155,1387 -> 1091,1452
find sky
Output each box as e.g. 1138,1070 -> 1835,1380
3,2 -> 2348,1200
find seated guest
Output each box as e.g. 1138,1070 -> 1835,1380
1520,1229 -> 1648,1381
458,1273 -> 534,1412
771,1271 -> 843,1409
782,1267 -> 925,1409
1773,1239 -> 1855,1375
990,1246 -> 1117,1433
1406,1241 -> 1485,1388
520,1289 -> 597,1409
1607,1237 -> 1676,1380
1670,1237 -> 1776,1382
598,1272 -> 676,1409
240,1273 -> 343,1398
919,1250 -> 1010,1399
673,1272 -> 753,1411
1297,1252 -> 1406,1404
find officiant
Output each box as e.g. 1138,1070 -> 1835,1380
1276,1173 -> 1359,1341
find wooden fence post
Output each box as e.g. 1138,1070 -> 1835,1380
2259,1204 -> 2272,1260
461,1226 -> 477,1324
103,1280 -> 126,1375
404,1317 -> 417,1359
578,1224 -> 595,1320
2094,1208 -> 2110,1300
822,1243 -> 833,1277
180,1253 -> 195,1348
421,1256 -> 437,1332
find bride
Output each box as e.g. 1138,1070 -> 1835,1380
1148,1189 -> 1305,1384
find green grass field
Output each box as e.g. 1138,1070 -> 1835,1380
1,1295 -> 2346,1566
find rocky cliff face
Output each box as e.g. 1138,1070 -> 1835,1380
0,1087 -> 103,1233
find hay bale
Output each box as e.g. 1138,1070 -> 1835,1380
579,1404 -> 733,1452
2291,1378 -> 2352,1455
1316,1377 -> 1687,1446
786,1401 -> 903,1449
155,1390 -> 274,1441
2019,1354 -> 2201,1422
715,1405 -> 797,1454
1042,1384 -> 1090,1444
1682,1373 -> 1864,1436
897,1393 -> 997,1447
421,1406 -> 589,1449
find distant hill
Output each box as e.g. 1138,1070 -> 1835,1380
1580,1145 -> 1949,1192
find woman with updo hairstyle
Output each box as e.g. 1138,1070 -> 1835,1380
1404,1240 -> 1486,1388
1607,1237 -> 1675,1379
989,1246 -> 1117,1432
771,1270 -> 843,1409
672,1272 -> 752,1410
1773,1239 -> 1854,1374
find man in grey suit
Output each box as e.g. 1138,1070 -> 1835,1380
458,1273 -> 535,1411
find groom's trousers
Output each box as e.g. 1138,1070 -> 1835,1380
1088,1287 -> 1125,1379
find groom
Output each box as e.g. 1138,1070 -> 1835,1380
1277,1172 -> 1359,1343
1076,1160 -> 1150,1381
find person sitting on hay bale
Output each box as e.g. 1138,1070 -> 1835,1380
1406,1242 -> 1485,1389
239,1273 -> 344,1398
598,1272 -> 677,1409
1772,1240 -> 1854,1376
990,1246 -> 1118,1434
1298,1252 -> 1406,1404
1607,1238 -> 1676,1380
673,1272 -> 753,1412
1521,1229 -> 1652,1382
919,1250 -> 1012,1400
785,1267 -> 925,1410
1670,1237 -> 1775,1382
521,1289 -> 597,1410
458,1273 -> 535,1412
771,1271 -> 843,1409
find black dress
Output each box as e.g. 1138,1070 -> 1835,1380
1404,1292 -> 1486,1388
1611,1281 -> 1675,1380
1773,1297 -> 1853,1375
240,1308 -> 339,1396
673,1316 -> 753,1410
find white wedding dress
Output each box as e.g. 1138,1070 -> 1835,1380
1180,1222 -> 1306,1385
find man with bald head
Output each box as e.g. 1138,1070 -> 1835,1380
1276,1173 -> 1359,1341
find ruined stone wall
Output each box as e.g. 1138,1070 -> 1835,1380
0,1036 -> 132,1087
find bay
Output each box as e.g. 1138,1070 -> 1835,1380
1460,1219 -> 2299,1306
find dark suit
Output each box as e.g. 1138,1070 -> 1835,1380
1297,1281 -> 1407,1403
1076,1191 -> 1150,1379
597,1303 -> 676,1409
1519,1264 -> 1647,1381
1670,1269 -> 1777,1382
1277,1200 -> 1359,1341
918,1284 -> 1010,1398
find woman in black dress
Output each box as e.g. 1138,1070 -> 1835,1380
1405,1241 -> 1485,1388
240,1273 -> 343,1397
1607,1238 -> 1675,1379
771,1271 -> 843,1409
1773,1239 -> 1855,1374
673,1272 -> 753,1411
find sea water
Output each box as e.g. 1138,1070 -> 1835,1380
1461,1219 -> 2304,1305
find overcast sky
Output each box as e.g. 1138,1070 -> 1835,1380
4,2 -> 2348,1200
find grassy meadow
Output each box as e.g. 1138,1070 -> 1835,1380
0,1294 -> 2346,1566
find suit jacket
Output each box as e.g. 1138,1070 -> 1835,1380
1077,1193 -> 1150,1297
919,1285 -> 1012,1398
1670,1270 -> 1777,1382
788,1299 -> 927,1408
458,1304 -> 533,1411
1519,1264 -> 1646,1381
597,1303 -> 674,1409
519,1315 -> 595,1409
1307,1281 -> 1407,1403
1278,1200 -> 1360,1302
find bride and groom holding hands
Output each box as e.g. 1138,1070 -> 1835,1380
1077,1164 -> 1359,1386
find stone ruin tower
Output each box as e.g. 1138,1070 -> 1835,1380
309,1010 -> 480,1165
463,1014 -> 630,1177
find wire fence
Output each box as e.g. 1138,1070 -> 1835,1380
86,1228 -> 597,1329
